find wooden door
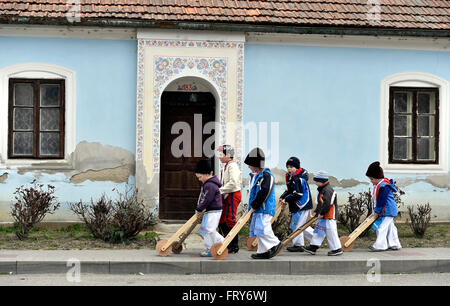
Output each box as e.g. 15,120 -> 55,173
160,91 -> 216,220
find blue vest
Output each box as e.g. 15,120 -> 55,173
248,168 -> 276,216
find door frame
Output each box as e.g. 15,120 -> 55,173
135,34 -> 245,221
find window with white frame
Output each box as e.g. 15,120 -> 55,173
380,72 -> 449,173
9,78 -> 65,159
0,63 -> 76,168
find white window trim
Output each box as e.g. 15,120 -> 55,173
0,63 -> 76,169
379,72 -> 449,174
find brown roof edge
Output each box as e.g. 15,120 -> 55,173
1,16 -> 449,38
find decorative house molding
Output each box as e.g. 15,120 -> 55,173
0,62 -> 76,169
136,36 -> 244,185
379,72 -> 449,173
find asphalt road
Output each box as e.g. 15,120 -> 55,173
1,272 -> 449,286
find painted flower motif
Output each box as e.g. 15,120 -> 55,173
155,58 -> 169,71
212,60 -> 226,73
155,74 -> 165,83
173,58 -> 185,69
197,59 -> 209,70
187,61 -> 195,69
215,77 -> 225,87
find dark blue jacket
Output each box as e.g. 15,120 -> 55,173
196,176 -> 223,212
280,168 -> 313,213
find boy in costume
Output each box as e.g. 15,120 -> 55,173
365,161 -> 402,251
245,147 -> 282,259
279,157 -> 314,252
304,171 -> 343,256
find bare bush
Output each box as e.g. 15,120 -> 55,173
339,184 -> 405,236
70,194 -> 113,240
11,180 -> 60,240
272,204 -> 291,241
70,187 -> 157,244
338,190 -> 372,235
407,203 -> 432,238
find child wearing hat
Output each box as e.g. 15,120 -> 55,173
194,159 -> 225,257
365,161 -> 402,251
217,145 -> 242,254
244,147 -> 282,259
304,171 -> 343,256
279,157 -> 314,252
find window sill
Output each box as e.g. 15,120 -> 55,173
0,159 -> 75,171
382,163 -> 448,174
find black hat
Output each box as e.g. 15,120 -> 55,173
244,147 -> 265,168
286,157 -> 300,169
195,159 -> 213,174
365,161 -> 384,179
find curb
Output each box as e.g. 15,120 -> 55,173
1,248 -> 449,275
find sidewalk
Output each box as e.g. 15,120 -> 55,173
1,248 -> 449,275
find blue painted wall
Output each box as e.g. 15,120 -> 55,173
0,36 -> 137,222
243,44 -> 450,179
242,43 -> 450,219
0,36 -> 137,152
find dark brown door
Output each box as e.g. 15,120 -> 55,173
160,91 -> 216,220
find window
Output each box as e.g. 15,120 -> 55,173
379,72 -> 449,174
8,78 -> 65,159
389,87 -> 439,164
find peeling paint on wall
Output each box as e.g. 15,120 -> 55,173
69,141 -> 135,176
13,141 -> 136,184
425,172 -> 450,190
70,165 -> 132,184
243,167 -> 370,189
0,172 -> 7,183
394,172 -> 450,190
135,159 -> 160,218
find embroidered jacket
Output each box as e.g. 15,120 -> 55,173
280,168 -> 313,213
372,178 -> 398,217
248,168 -> 276,216
314,181 -> 338,220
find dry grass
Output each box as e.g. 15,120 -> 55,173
0,224 -> 160,250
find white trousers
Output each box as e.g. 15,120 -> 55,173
199,211 -> 224,250
257,214 -> 280,254
372,216 -> 402,250
310,219 -> 342,251
292,210 -> 314,247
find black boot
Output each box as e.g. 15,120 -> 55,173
304,245 -> 319,255
287,245 -> 305,252
251,251 -> 270,259
268,242 -> 283,258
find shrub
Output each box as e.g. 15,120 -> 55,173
272,204 -> 291,241
339,184 -> 405,236
10,180 -> 60,240
70,186 -> 157,244
338,190 -> 372,235
69,194 -> 114,241
407,203 -> 432,238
